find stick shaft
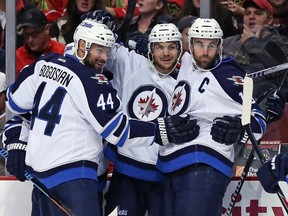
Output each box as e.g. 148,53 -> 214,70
0,148 -> 73,216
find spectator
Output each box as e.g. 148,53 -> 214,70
174,0 -> 239,38
223,0 -> 288,113
176,15 -> 197,53
31,0 -> 68,23
223,0 -> 287,73
119,0 -> 173,57
105,0 -> 182,20
50,0 -> 104,44
268,0 -> 288,36
105,0 -> 140,20
4,19 -> 195,216
16,7 -> 65,77
158,18 -> 266,216
103,23 -> 189,216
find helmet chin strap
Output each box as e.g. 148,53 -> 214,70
75,43 -> 90,64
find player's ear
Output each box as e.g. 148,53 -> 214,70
76,40 -> 86,58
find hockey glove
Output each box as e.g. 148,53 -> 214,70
155,115 -> 200,145
127,35 -> 149,56
6,143 -> 27,181
80,10 -> 118,32
257,154 -> 288,193
265,89 -> 287,122
210,116 -> 244,145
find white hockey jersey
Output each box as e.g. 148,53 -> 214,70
6,53 -> 156,188
157,52 -> 267,177
104,44 -> 178,182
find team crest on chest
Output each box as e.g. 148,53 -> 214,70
227,76 -> 243,86
90,74 -> 108,84
169,81 -> 190,115
128,86 -> 168,121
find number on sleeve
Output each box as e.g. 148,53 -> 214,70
97,93 -> 114,110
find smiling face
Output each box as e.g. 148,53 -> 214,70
83,43 -> 111,71
150,41 -> 180,74
243,6 -> 273,33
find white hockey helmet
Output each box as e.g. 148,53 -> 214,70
73,20 -> 115,60
188,18 -> 223,42
148,23 -> 183,53
188,18 -> 223,71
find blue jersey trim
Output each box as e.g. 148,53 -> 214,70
7,85 -> 30,113
157,151 -> 233,177
104,144 -> 164,182
27,167 -> 98,189
101,114 -> 122,138
116,124 -> 129,147
104,144 -> 118,164
116,161 -> 164,182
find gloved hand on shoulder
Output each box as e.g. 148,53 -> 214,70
210,115 -> 244,145
80,10 -> 118,32
257,154 -> 288,193
155,115 -> 200,145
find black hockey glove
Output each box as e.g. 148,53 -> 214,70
80,10 -> 118,32
155,115 -> 200,145
128,35 -> 148,56
210,116 -> 244,145
6,143 -> 27,181
257,154 -> 288,193
265,89 -> 287,122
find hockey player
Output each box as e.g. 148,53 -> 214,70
101,23 -> 200,216
157,18 -> 267,216
4,19 -> 196,216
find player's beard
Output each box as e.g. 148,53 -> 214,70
83,53 -> 103,72
83,53 -> 94,69
195,54 -> 217,70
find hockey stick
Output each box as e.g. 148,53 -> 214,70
248,62 -> 288,80
242,76 -> 288,214
116,0 -> 136,42
0,148 -> 73,216
225,41 -> 288,215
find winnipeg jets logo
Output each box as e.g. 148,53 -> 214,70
168,81 -> 190,115
138,89 -> 159,118
128,86 -> 167,121
170,83 -> 185,112
90,74 -> 108,84
227,76 -> 243,86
